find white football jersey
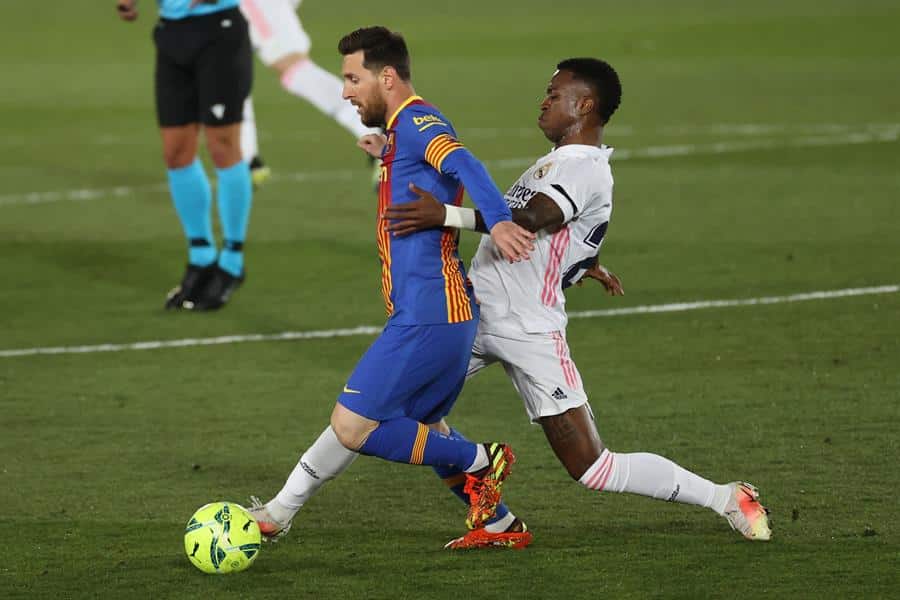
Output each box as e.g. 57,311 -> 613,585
470,144 -> 614,334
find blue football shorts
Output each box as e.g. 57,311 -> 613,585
337,317 -> 478,424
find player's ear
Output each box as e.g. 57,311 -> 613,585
381,66 -> 395,90
577,96 -> 595,117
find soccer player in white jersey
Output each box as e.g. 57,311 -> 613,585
238,0 -> 381,182
250,58 -> 771,548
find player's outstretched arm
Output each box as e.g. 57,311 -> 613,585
116,0 -> 138,21
438,150 -> 534,261
383,183 -> 533,261
577,263 -> 624,295
384,188 -> 564,235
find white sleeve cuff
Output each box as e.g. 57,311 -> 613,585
443,205 -> 477,230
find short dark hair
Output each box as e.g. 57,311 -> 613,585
338,26 -> 411,81
556,58 -> 622,124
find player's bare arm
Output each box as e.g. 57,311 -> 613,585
384,186 -> 564,235
116,0 -> 138,21
383,184 -> 535,262
576,263 -> 624,295
508,193 -> 566,233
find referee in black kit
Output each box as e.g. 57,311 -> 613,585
118,0 -> 255,311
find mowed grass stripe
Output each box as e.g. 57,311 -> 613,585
1,284 -> 895,358
2,126 -> 898,207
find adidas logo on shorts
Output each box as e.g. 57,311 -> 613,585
551,387 -> 568,400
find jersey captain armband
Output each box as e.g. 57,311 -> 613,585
424,133 -> 465,173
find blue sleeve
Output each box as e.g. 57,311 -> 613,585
439,149 -> 512,230
396,107 -> 511,229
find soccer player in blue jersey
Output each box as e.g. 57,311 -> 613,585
249,26 -> 536,542
251,52 -> 771,548
117,0 -> 254,310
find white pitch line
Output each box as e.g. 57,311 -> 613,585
1,285 -> 896,359
0,326 -> 382,359
567,284 -> 899,319
2,127 -> 898,208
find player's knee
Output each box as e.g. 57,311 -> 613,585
329,417 -> 358,450
161,143 -> 195,169
160,125 -> 199,169
427,419 -> 451,435
330,404 -> 378,450
204,133 -> 241,169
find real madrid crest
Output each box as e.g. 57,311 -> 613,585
534,162 -> 553,179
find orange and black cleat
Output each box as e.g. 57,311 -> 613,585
464,443 -> 516,530
445,518 -> 533,550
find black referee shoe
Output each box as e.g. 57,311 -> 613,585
164,263 -> 216,310
184,266 -> 245,311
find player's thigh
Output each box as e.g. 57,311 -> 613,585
338,321 -> 475,424
153,23 -> 199,128
410,321 -> 478,424
465,330 -> 498,381
196,9 -> 253,127
241,0 -> 310,65
202,122 -> 242,168
491,330 -> 589,423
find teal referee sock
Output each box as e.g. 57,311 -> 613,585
216,161 -> 253,276
166,159 -> 216,266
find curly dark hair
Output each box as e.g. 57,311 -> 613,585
556,58 -> 622,124
338,26 -> 411,81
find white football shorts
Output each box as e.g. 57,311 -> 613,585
240,0 -> 311,65
466,322 -> 589,423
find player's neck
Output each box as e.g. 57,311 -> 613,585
557,124 -> 603,149
384,84 -> 418,125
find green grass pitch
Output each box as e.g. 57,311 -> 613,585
1,0 -> 898,597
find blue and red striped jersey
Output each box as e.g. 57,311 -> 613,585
376,95 -> 509,325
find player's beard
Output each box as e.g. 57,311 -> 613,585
359,92 -> 389,128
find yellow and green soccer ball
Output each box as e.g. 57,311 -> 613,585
184,502 -> 261,574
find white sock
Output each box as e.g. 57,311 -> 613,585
579,449 -> 732,515
280,59 -> 381,140
464,444 -> 489,473
240,96 -> 259,162
484,511 -> 516,533
270,426 -> 358,523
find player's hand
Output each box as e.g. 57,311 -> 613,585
382,183 -> 446,236
490,221 -> 535,263
358,133 -> 387,158
577,264 -> 624,295
116,0 -> 138,21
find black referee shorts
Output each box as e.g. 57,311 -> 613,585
153,7 -> 252,127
